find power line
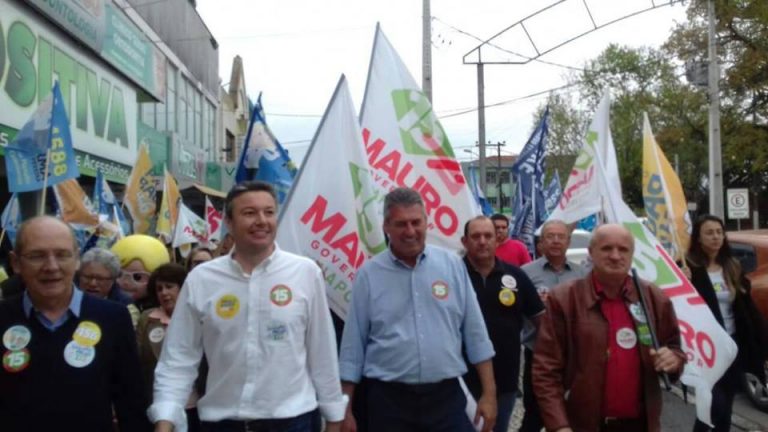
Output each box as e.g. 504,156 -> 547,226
432,16 -> 586,72
438,82 -> 579,119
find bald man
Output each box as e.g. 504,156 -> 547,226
532,224 -> 685,432
0,216 -> 150,432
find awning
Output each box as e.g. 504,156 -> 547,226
189,183 -> 226,198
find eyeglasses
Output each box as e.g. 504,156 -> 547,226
119,271 -> 151,284
20,250 -> 76,266
80,274 -> 115,284
544,233 -> 568,241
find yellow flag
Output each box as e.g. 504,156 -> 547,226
53,179 -> 99,226
124,144 -> 157,234
156,166 -> 181,242
642,113 -> 691,261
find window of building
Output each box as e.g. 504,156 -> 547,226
178,78 -> 187,139
486,171 -> 497,185
141,103 -> 155,128
207,101 -> 216,155
225,130 -> 235,163
488,196 -> 497,207
500,195 -> 511,209
195,91 -> 202,147
499,170 -> 510,184
167,67 -> 177,133
186,80 -> 194,141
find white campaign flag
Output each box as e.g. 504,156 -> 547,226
277,76 -> 387,318
555,96 -> 737,426
205,196 -> 223,244
548,90 -> 621,224
172,203 -> 208,248
359,24 -> 478,251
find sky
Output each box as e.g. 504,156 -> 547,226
196,0 -> 689,165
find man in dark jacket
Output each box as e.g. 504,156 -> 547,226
533,224 -> 685,432
0,216 -> 150,432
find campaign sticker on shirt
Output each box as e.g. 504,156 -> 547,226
216,294 -> 240,319
499,288 -> 516,306
637,324 -> 652,346
432,281 -> 449,300
501,275 -> 517,289
63,341 -> 95,368
148,327 -> 165,344
3,325 -> 31,351
265,320 -> 288,342
629,303 -> 648,324
2,349 -> 30,373
270,285 -> 293,307
72,321 -> 102,347
713,282 -> 724,293
616,327 -> 638,350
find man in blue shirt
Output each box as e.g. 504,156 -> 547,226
0,216 -> 149,432
339,187 -> 497,432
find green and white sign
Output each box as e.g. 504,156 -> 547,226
25,0 -> 166,101
0,1 -> 138,170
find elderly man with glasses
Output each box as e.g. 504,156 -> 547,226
0,216 -> 150,431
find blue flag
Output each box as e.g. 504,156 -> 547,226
468,167 -> 493,216
4,82 -> 80,192
93,170 -> 130,235
510,107 -> 550,253
1,194 -> 22,247
235,93 -> 297,204
544,171 -> 562,216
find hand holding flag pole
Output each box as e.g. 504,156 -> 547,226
631,268 -> 672,391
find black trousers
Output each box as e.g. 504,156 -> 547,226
692,364 -> 738,432
520,347 -> 544,432
366,378 -> 475,432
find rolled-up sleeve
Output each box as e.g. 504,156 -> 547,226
306,267 -> 347,421
339,269 -> 371,383
147,282 -> 203,432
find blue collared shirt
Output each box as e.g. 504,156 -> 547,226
339,245 -> 494,384
23,287 -> 83,331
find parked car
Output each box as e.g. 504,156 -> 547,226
725,230 -> 768,411
565,228 -> 591,267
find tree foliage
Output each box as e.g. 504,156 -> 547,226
535,0 -> 768,215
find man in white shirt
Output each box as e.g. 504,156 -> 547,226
150,181 -> 346,432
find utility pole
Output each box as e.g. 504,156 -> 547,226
708,0 -> 724,218
480,141 -> 506,213
477,64 -> 487,195
422,0 -> 432,103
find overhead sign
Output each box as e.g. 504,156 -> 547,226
727,188 -> 749,219
0,1 -> 138,169
25,0 -> 166,101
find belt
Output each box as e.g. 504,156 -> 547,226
601,417 -> 644,432
367,378 -> 458,395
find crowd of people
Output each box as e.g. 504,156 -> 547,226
0,181 -> 765,432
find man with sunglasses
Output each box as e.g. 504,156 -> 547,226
0,216 -> 150,431
150,181 -> 346,432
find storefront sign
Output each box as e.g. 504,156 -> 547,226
25,0 -> 166,101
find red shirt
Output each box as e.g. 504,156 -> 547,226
495,239 -> 532,266
594,276 -> 642,419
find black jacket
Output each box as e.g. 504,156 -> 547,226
688,262 -> 768,381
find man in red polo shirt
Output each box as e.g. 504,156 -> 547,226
491,214 -> 531,266
532,224 -> 685,432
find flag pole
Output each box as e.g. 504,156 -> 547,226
631,268 -> 672,391
0,228 -> 6,246
39,149 -> 52,216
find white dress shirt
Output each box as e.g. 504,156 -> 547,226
148,246 -> 346,431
